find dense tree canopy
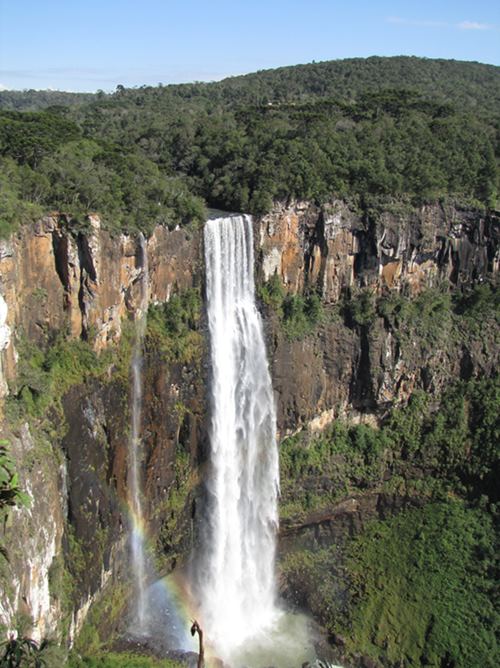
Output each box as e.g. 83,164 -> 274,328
0,56 -> 498,237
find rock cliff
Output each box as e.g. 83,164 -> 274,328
259,199 -> 499,300
0,199 -> 497,651
0,214 -> 203,641
259,200 -> 499,433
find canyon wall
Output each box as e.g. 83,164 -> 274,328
259,200 -> 499,433
259,199 -> 499,299
258,200 -> 499,667
0,200 -> 498,647
0,215 -> 203,641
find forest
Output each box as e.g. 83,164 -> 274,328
0,56 -> 499,238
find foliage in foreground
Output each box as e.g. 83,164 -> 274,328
0,442 -> 30,514
0,635 -> 64,668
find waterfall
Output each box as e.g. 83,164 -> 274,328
199,214 -> 280,659
128,233 -> 149,633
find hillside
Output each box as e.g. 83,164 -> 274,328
2,56 -> 499,114
0,56 -> 499,237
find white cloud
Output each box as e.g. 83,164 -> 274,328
457,21 -> 492,30
0,84 -> 7,91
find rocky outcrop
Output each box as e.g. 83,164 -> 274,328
0,424 -> 65,642
258,200 -> 499,434
258,200 -> 499,300
0,294 -> 10,396
268,306 -> 499,436
279,493 -> 423,557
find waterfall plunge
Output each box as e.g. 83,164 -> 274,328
128,233 -> 150,633
200,214 -> 280,659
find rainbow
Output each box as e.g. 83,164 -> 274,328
124,498 -> 201,654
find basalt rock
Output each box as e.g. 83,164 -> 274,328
258,201 -> 499,435
0,199 -> 498,645
258,200 -> 499,299
0,214 -> 200,385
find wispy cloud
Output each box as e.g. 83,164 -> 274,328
386,17 -> 497,31
0,67 -> 119,83
457,21 -> 492,30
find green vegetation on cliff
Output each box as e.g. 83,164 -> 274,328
6,327 -> 134,423
259,275 -> 325,339
280,373 -> 499,518
0,441 -> 29,514
280,371 -> 499,667
1,57 -> 499,237
282,500 -> 497,668
261,275 -> 499,351
145,288 -> 203,363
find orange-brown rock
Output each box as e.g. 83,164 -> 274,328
258,200 -> 499,301
0,215 -> 200,392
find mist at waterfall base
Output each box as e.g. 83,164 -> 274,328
124,217 -> 340,667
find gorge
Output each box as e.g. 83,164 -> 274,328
0,56 -> 499,668
0,197 -> 497,667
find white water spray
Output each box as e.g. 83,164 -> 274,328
128,233 -> 149,633
200,214 -> 280,659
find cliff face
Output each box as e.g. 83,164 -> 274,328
258,200 -> 499,433
259,200 -> 499,300
0,214 -> 200,380
258,201 -> 499,667
0,215 -> 203,640
0,200 -> 497,646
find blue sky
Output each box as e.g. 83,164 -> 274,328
0,0 -> 499,91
